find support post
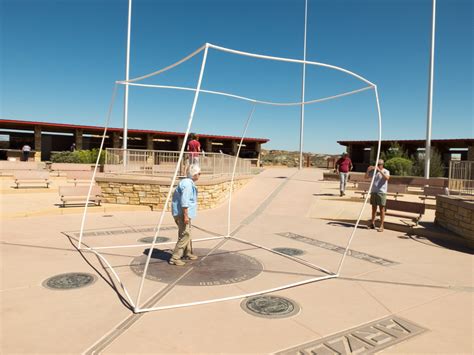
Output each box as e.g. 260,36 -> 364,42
230,140 -> 238,156
346,145 -> 352,157
255,142 -> 261,167
424,0 -> 436,178
202,138 -> 212,153
369,145 -> 377,164
176,136 -> 184,151
146,134 -> 154,150
467,145 -> 474,161
75,129 -> 83,150
34,126 -> 42,161
112,132 -> 121,148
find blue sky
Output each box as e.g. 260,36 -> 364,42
1,0 -> 472,153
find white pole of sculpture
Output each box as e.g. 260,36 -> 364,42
123,0 -> 133,165
424,0 -> 436,178
299,0 -> 308,169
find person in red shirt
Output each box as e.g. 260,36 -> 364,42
187,133 -> 201,165
335,153 -> 353,196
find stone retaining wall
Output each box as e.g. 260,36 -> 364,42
436,195 -> 474,241
95,175 -> 251,211
323,171 -> 448,187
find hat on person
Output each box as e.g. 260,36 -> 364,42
187,164 -> 201,178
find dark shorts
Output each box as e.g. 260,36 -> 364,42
370,192 -> 387,207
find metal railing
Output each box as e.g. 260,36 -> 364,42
449,160 -> 474,195
104,148 -> 251,178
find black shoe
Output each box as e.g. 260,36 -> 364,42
369,223 -> 376,229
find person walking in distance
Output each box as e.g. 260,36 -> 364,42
366,159 -> 390,232
335,152 -> 353,196
187,133 -> 201,165
21,144 -> 32,161
169,164 -> 200,266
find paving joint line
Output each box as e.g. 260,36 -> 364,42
356,280 -> 393,313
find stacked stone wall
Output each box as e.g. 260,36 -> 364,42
435,195 -> 474,241
96,176 -> 250,211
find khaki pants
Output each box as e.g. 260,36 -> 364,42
171,215 -> 192,260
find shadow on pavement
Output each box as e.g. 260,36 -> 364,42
326,221 -> 369,229
401,234 -> 473,255
63,232 -> 134,311
143,248 -> 172,261
324,218 -> 473,255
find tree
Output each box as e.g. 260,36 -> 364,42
412,148 -> 445,177
380,142 -> 409,161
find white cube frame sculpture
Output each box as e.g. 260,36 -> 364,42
77,43 -> 383,313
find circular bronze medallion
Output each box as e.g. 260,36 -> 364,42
138,236 -> 170,244
272,247 -> 305,256
241,295 -> 300,318
130,248 -> 263,286
43,273 -> 96,290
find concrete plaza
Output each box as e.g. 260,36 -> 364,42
1,168 -> 472,354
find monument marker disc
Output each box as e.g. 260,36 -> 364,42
130,248 -> 263,286
43,272 -> 96,290
242,295 -> 300,318
138,236 -> 170,244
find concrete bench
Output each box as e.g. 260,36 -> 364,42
66,171 -> 94,186
424,178 -> 448,188
388,184 -> 408,196
355,182 -> 406,200
419,186 -> 447,202
348,174 -> 367,187
384,199 -> 426,225
1,161 -> 44,175
400,177 -> 448,188
51,163 -> 91,176
59,185 -> 102,207
13,171 -> 51,188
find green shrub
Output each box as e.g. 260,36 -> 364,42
384,157 -> 413,176
50,151 -> 80,163
75,149 -> 105,164
50,149 -> 105,164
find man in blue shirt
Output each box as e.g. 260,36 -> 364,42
366,159 -> 390,232
169,164 -> 200,266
